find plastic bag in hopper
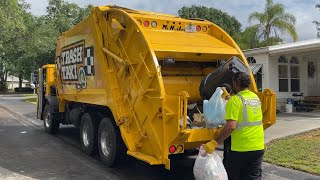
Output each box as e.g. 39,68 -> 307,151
203,87 -> 226,128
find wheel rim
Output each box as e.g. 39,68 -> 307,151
45,111 -> 51,128
82,121 -> 90,147
100,127 -> 111,157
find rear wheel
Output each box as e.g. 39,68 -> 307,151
80,113 -> 96,155
98,118 -> 127,167
43,104 -> 59,134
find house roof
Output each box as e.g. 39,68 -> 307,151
243,39 -> 320,56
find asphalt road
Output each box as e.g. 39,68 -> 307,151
0,95 -> 319,180
0,101 -> 196,180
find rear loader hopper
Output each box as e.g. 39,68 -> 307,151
36,6 -> 276,170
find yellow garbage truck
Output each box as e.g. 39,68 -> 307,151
35,5 -> 276,170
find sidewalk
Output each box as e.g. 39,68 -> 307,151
265,112 -> 320,143
0,94 -> 41,126
0,94 -> 319,180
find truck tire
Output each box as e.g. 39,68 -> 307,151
43,104 -> 60,134
98,118 -> 127,167
80,113 -> 96,155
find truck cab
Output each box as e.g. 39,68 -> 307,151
35,65 -> 57,122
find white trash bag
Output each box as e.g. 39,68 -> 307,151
203,87 -> 227,128
193,147 -> 228,180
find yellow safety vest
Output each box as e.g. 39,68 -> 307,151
225,90 -> 264,152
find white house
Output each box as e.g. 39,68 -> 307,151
6,75 -> 29,90
243,39 -> 320,109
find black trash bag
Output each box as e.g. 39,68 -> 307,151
199,56 -> 250,100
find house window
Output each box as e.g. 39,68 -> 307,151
278,56 -> 300,92
278,56 -> 288,92
247,56 -> 262,91
247,57 -> 256,64
255,67 -> 263,91
279,65 -> 289,92
290,56 -> 299,64
278,56 -> 288,63
290,57 -> 300,92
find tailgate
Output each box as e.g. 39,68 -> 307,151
256,89 -> 276,129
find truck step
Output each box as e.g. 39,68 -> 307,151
127,151 -> 161,165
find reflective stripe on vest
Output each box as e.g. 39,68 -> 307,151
236,94 -> 262,130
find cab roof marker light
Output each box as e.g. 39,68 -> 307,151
151,21 -> 157,28
203,26 -> 207,32
196,25 -> 201,32
144,21 -> 149,27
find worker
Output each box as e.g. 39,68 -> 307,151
202,72 -> 264,180
218,83 -> 232,177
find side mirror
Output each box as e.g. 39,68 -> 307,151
31,70 -> 38,85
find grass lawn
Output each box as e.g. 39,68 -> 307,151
264,129 -> 320,175
22,94 -> 37,104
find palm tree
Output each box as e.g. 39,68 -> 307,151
313,4 -> 320,38
248,0 -> 298,46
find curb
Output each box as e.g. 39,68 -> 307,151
0,104 -> 42,127
0,94 -> 31,97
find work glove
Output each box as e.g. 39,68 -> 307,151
199,145 -> 207,157
203,139 -> 219,154
221,87 -> 230,100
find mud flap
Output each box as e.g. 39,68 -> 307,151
256,89 -> 276,129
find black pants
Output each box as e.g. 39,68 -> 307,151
223,136 -> 232,178
229,150 -> 264,180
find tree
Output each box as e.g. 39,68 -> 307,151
32,16 -> 60,67
0,0 -> 92,91
46,0 -> 92,34
4,3 -> 37,88
7,11 -> 59,87
234,26 -> 260,50
248,0 -> 298,46
178,5 -> 242,38
313,4 -> 320,38
0,0 -> 26,90
0,0 -> 26,49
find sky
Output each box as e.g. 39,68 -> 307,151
25,0 -> 319,42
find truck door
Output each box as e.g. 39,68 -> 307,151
36,68 -> 45,119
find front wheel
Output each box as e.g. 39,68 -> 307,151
43,104 -> 59,134
98,118 -> 127,167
